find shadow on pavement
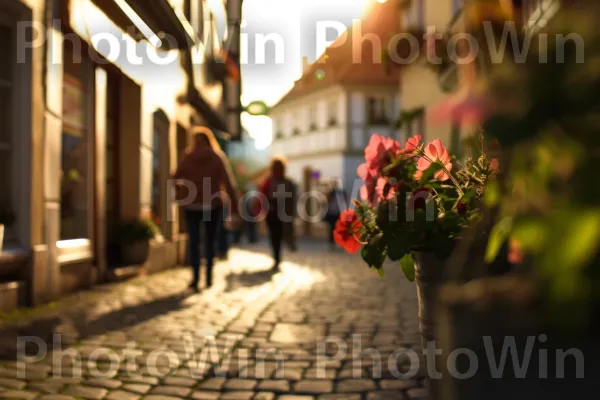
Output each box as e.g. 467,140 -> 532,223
223,268 -> 277,292
71,291 -> 193,339
0,316 -> 62,360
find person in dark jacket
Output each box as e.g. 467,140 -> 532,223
173,127 -> 239,292
259,157 -> 296,271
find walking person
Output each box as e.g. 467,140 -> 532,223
259,157 -> 296,271
173,127 -> 238,292
324,180 -> 347,250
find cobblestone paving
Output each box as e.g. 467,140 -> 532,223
0,240 -> 427,399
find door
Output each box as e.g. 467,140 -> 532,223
105,71 -> 120,265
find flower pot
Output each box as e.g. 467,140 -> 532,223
120,240 -> 150,266
413,251 -> 446,347
0,224 -> 4,253
435,275 -> 600,400
413,251 -> 447,400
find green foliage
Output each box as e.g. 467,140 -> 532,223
400,253 -> 415,281
477,6 -> 600,327
117,219 -> 158,244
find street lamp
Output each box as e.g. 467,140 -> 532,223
243,100 -> 270,116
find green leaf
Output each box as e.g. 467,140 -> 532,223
539,209 -> 600,275
483,180 -> 500,207
419,162 -> 444,183
485,216 -> 513,263
361,233 -> 387,270
400,253 -> 415,281
510,218 -> 546,252
386,231 -> 412,261
374,267 -> 385,278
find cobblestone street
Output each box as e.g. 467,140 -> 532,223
0,240 -> 427,400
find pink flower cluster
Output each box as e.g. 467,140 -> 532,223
357,134 -> 455,205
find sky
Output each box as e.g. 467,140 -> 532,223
239,0 -> 379,149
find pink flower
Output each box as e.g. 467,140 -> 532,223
401,134 -> 422,155
364,135 -> 401,175
357,163 -> 377,205
415,139 -> 453,182
429,88 -> 489,127
376,177 -> 396,201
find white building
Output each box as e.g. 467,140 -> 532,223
268,0 -> 402,196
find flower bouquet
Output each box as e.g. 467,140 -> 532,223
334,133 -> 496,280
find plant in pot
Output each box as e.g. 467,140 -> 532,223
334,133 -> 495,348
116,218 -> 159,266
0,209 -> 15,252
431,4 -> 600,399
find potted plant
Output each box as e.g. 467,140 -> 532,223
334,133 -> 495,348
116,218 -> 158,265
0,210 -> 15,252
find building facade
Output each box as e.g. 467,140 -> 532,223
397,0 -> 464,155
269,0 -> 402,197
0,0 -> 240,311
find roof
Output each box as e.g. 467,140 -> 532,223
271,0 -> 402,110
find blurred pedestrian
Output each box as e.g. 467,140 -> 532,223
259,156 -> 296,271
173,126 -> 239,292
324,180 -> 347,250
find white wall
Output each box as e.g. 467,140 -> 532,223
284,153 -> 345,188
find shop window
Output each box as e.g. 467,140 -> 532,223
0,21 -> 13,237
61,43 -> 90,240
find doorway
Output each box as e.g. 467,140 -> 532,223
105,71 -> 120,265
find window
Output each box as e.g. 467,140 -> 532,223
405,108 -> 425,141
273,118 -> 283,139
405,0 -> 425,28
327,99 -> 338,126
292,113 -> 301,135
0,21 -> 13,232
452,0 -> 462,13
61,43 -> 90,240
367,97 -> 389,125
308,104 -> 317,131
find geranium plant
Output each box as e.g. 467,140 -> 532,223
334,133 -> 496,279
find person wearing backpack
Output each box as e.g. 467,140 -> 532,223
259,157 -> 297,271
324,180 -> 347,250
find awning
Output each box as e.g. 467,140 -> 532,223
121,0 -> 198,50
